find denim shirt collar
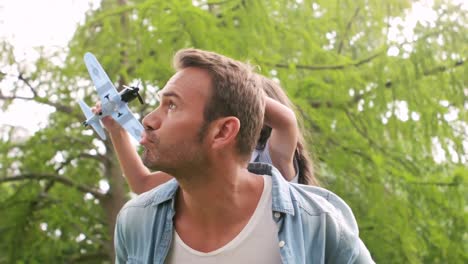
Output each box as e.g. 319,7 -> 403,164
249,163 -> 295,215
150,179 -> 178,205
149,163 -> 295,216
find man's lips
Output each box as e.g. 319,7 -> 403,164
140,131 -> 159,146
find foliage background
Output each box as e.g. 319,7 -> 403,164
0,0 -> 466,263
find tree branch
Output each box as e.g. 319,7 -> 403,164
0,94 -> 33,101
307,99 -> 335,109
18,73 -> 38,97
383,60 -> 464,89
69,252 -> 109,263
337,7 -> 361,54
0,69 -> 82,118
0,173 -> 105,198
408,180 -> 460,187
423,60 -> 464,76
54,153 -> 108,174
0,93 -> 79,117
295,105 -> 322,133
270,51 -> 383,71
344,109 -> 421,174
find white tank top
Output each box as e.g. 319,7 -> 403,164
166,176 -> 282,264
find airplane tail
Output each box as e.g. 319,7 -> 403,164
78,100 -> 107,140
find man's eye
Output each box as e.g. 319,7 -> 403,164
168,103 -> 176,110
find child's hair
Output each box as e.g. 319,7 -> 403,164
257,76 -> 319,186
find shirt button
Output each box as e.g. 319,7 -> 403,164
279,241 -> 286,248
274,212 -> 281,218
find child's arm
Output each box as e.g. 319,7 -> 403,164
263,97 -> 298,181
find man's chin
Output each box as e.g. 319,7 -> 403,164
142,154 -> 157,170
143,157 -> 167,172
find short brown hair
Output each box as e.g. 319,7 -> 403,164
173,48 -> 265,157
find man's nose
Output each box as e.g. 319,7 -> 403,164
142,108 -> 162,132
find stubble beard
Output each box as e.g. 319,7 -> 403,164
141,131 -> 207,175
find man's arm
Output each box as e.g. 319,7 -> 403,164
263,97 -> 298,181
93,103 -> 173,194
332,223 -> 375,263
114,212 -> 127,263
322,206 -> 375,263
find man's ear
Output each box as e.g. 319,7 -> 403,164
209,117 -> 240,150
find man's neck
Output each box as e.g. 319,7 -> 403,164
176,164 -> 262,222
173,163 -> 264,252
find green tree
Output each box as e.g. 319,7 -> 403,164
0,0 -> 466,262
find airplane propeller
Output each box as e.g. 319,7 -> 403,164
122,84 -> 144,104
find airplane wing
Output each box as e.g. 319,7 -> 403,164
84,52 -> 119,103
111,104 -> 144,142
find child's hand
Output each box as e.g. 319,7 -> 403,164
91,101 -> 122,132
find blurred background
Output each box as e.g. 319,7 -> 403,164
0,0 -> 466,263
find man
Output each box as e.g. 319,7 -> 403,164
114,48 -> 374,263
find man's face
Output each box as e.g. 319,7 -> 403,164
140,67 -> 212,173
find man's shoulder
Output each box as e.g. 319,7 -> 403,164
289,184 -> 359,232
121,179 -> 178,212
289,184 -> 376,262
250,162 -> 357,228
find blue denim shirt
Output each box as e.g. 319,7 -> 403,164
115,163 -> 375,263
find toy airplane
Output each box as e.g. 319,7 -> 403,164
78,52 -> 144,142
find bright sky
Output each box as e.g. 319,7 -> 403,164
0,0 -> 101,133
0,0 -> 99,57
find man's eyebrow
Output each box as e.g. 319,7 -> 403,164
156,91 -> 181,101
